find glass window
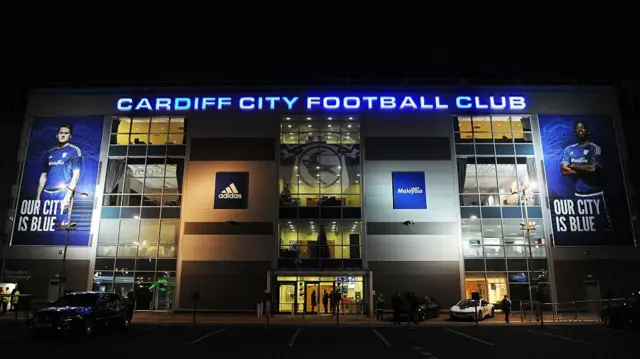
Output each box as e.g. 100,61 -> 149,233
97,219 -> 119,244
280,116 -> 360,208
517,157 -> 539,192
139,220 -> 160,245
454,115 -> 533,143
168,118 -> 185,145
481,219 -> 503,244
278,220 -> 362,260
160,220 -> 179,244
149,117 -> 169,145
476,158 -> 498,194
118,219 -> 140,244
461,218 -> 483,258
111,117 -> 185,145
496,157 -> 518,203
457,157 -> 478,194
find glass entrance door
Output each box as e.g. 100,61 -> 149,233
278,282 -> 296,313
305,282 -> 320,313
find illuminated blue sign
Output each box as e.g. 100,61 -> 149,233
392,171 -> 427,210
115,95 -> 527,112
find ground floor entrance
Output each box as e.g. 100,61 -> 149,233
274,273 -> 368,315
464,273 -> 508,304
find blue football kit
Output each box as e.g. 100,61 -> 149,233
561,141 -> 612,232
40,143 -> 82,224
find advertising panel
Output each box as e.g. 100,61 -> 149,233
11,116 -> 104,246
392,171 -> 427,209
214,172 -> 249,209
539,115 -> 633,246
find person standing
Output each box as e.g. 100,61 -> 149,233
501,295 -> 512,323
391,292 -> 402,324
310,290 -> 317,313
376,293 -> 385,321
322,290 -> 329,314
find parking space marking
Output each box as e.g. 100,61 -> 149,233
186,327 -> 227,345
519,328 -> 592,345
288,328 -> 301,347
445,328 -> 493,346
135,325 -> 158,332
371,328 -> 391,347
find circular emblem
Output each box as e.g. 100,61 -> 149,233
297,144 -> 342,188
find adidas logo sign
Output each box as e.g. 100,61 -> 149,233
218,183 -> 243,199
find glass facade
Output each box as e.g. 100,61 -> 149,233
278,115 -> 362,269
454,115 -> 550,307
93,117 -> 187,311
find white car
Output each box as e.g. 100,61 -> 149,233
448,299 -> 495,321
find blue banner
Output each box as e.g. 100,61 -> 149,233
539,115 -> 633,246
12,116 -> 104,246
214,172 -> 249,209
392,172 -> 427,209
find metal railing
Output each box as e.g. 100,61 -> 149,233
0,294 -> 33,323
516,299 -> 615,323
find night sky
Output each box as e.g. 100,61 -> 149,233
2,31 -> 639,222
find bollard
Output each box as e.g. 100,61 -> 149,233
474,303 -> 479,326
257,302 -> 262,318
191,291 -> 200,327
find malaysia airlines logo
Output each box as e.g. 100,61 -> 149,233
397,187 -> 423,195
218,183 -> 243,199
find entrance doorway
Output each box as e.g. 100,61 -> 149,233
275,275 -> 365,314
304,282 -> 334,314
464,273 -> 508,304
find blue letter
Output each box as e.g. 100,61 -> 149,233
307,97 -> 321,110
117,98 -> 133,111
380,96 -> 396,109
474,96 -> 488,110
399,96 -> 417,110
456,96 -> 472,109
218,97 -> 232,109
489,96 -> 506,110
239,97 -> 255,110
155,98 -> 171,111
362,96 -> 378,109
202,97 -> 216,110
135,98 -> 152,111
435,96 -> 449,109
323,97 -> 340,109
343,96 -> 360,109
282,96 -> 298,110
174,98 -> 191,111
509,96 -> 527,110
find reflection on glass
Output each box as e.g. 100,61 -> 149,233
278,221 -> 362,259
111,117 -> 185,145
454,116 -> 533,143
280,118 -> 361,207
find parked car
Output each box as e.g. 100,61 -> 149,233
601,291 -> 640,329
449,298 -> 494,321
27,291 -> 133,337
417,296 -> 440,321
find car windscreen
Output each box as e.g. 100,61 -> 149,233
456,299 -> 477,306
53,294 -> 99,307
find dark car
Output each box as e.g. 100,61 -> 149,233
27,291 -> 133,337
417,296 -> 440,321
601,291 -> 640,329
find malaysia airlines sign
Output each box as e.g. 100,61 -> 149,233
115,94 -> 527,113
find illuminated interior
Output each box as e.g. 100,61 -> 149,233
276,276 -> 364,313
465,273 -> 508,304
278,221 -> 362,259
279,116 -> 361,207
456,115 -> 530,141
112,117 -> 185,145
